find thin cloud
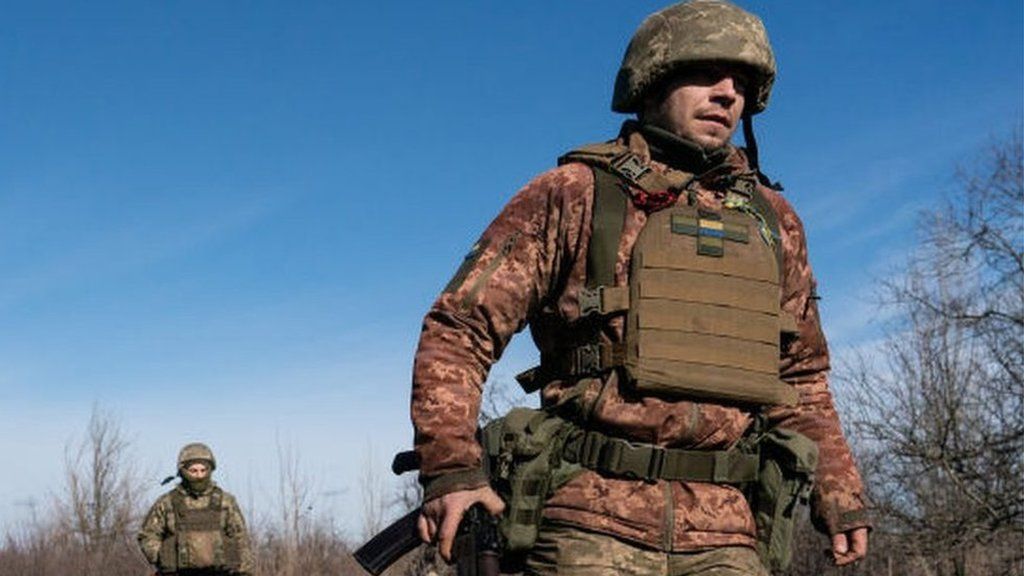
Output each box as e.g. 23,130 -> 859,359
0,191 -> 288,312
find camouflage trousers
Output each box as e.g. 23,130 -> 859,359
524,524 -> 770,576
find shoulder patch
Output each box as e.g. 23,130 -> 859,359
443,239 -> 489,294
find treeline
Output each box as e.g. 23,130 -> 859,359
2,134 -> 1020,576
832,132 -> 1023,576
0,404 -> 413,576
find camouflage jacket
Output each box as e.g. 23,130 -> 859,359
137,482 -> 254,575
411,127 -> 869,551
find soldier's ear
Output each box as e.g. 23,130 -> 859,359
637,97 -> 656,126
638,81 -> 672,127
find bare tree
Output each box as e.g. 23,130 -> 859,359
246,436 -> 367,576
360,442 -> 392,542
839,132 -> 1023,576
56,405 -> 148,572
0,405 -> 151,576
480,374 -> 533,425
273,438 -> 314,576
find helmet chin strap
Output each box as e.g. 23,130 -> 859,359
741,114 -> 760,171
742,114 -> 784,191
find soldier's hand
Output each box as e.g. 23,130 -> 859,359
417,486 -> 505,562
831,526 -> 869,566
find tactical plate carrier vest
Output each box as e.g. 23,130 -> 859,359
532,143 -> 798,407
494,144 -> 814,570
158,487 -> 240,573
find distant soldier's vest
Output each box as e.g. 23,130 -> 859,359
532,143 -> 798,406
158,487 -> 240,573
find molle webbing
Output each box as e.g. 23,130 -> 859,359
562,428 -> 759,484
628,203 -> 798,406
168,488 -> 239,570
543,144 -> 797,407
172,488 -> 223,531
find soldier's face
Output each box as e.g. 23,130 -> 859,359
645,65 -> 748,150
185,462 -> 210,479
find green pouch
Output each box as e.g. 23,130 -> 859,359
482,407 -> 581,552
753,427 -> 818,572
157,535 -> 178,573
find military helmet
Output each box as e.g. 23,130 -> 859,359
612,0 -> 776,115
177,442 -> 217,471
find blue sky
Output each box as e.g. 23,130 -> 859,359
2,0 -> 1021,539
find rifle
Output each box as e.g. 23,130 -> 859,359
353,451 -> 501,576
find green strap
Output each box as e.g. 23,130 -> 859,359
750,187 -> 781,264
562,428 -> 759,484
208,487 -> 222,511
724,181 -> 783,269
587,168 -> 628,290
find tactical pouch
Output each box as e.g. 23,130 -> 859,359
482,407 -> 581,553
157,535 -> 177,573
753,428 -> 818,572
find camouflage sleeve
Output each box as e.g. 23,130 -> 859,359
223,492 -> 254,575
763,190 -> 871,536
412,164 -> 591,500
137,494 -> 171,565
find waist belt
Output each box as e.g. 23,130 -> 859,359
562,428 -> 759,484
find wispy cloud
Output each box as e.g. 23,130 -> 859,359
0,191 -> 289,312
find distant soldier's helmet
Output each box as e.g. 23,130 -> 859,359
612,0 -> 776,115
177,442 -> 217,471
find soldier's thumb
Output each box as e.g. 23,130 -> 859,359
480,489 -> 506,516
832,533 -> 849,555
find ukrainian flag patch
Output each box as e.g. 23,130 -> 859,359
671,212 -> 748,257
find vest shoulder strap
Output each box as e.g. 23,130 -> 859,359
587,167 -> 628,290
208,487 -> 223,511
723,176 -> 783,269
170,489 -> 185,518
559,142 -> 682,193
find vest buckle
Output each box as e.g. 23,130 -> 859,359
610,152 -> 651,184
573,343 -> 601,374
578,286 -> 604,317
603,438 -> 663,483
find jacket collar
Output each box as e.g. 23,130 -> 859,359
619,120 -> 732,175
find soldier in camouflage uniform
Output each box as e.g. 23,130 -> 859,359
412,1 -> 870,574
138,443 -> 253,576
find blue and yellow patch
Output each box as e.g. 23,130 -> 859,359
671,212 -> 748,257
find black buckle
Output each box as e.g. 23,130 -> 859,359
573,344 -> 601,374
605,440 -> 663,483
611,153 -> 651,184
578,286 -> 603,317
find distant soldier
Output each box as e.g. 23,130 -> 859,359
411,1 -> 870,574
138,442 -> 253,576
